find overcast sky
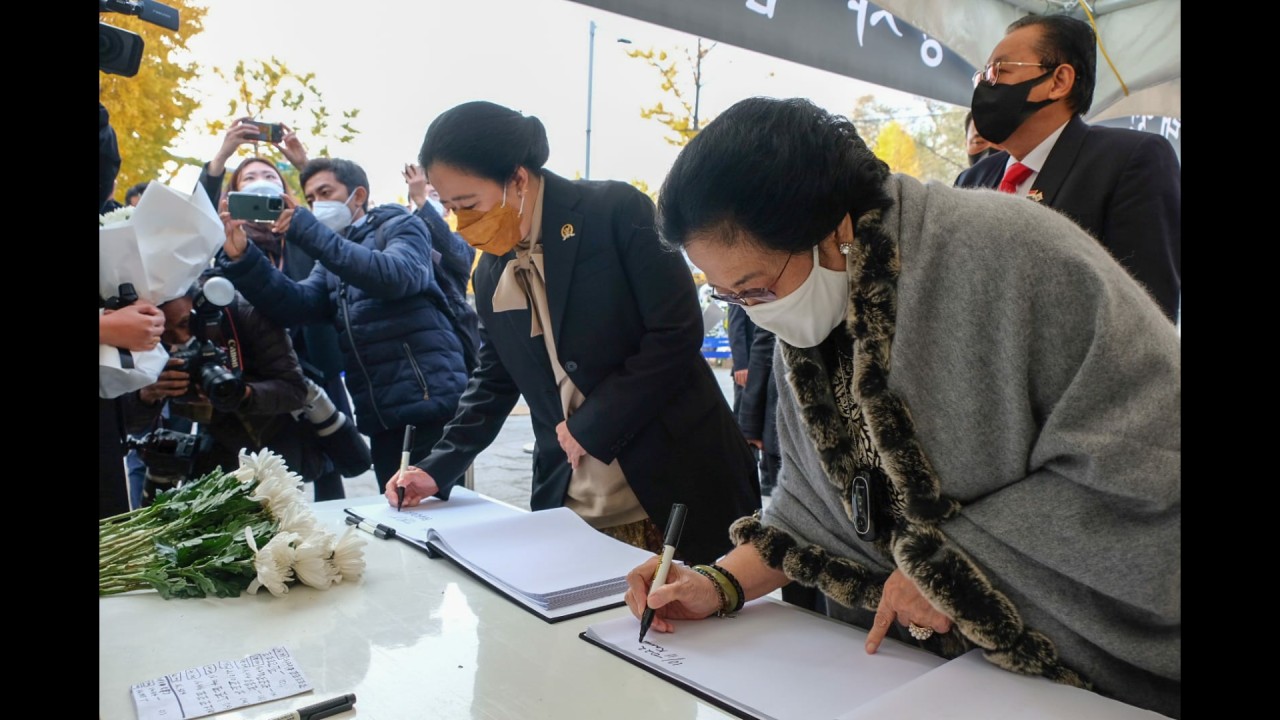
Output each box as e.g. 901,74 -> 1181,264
166,0 -> 937,204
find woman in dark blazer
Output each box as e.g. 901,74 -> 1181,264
386,101 -> 760,564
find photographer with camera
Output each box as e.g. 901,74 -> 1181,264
99,0 -> 183,517
187,124 -> 362,500
121,273 -> 309,503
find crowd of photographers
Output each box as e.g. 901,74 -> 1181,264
99,98 -> 478,517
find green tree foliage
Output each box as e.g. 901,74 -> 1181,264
849,95 -> 968,183
627,40 -> 716,148
99,0 -> 209,200
203,58 -> 362,197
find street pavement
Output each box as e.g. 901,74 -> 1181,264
335,363 -> 759,511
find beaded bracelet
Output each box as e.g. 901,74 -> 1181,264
692,564 -> 741,617
690,565 -> 730,617
710,563 -> 746,614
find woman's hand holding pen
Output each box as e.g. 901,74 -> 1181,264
385,466 -> 439,508
623,556 -> 721,634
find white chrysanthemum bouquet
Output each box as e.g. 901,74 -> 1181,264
99,449 -> 365,599
99,205 -> 134,227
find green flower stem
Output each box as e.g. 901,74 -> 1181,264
99,574 -> 154,595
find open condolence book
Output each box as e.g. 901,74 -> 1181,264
346,489 -> 653,622
580,598 -> 1170,720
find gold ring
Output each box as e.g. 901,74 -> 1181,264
908,622 -> 934,641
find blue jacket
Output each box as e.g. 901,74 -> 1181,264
218,204 -> 469,435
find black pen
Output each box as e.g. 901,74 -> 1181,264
397,425 -> 415,511
345,515 -> 396,540
639,503 -> 687,643
264,692 -> 356,720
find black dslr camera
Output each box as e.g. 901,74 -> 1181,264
103,282 -> 139,311
170,341 -> 243,412
99,0 -> 180,77
127,428 -> 215,503
172,276 -> 245,412
127,428 -> 213,480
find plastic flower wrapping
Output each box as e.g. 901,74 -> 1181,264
98,182 -> 224,399
99,449 -> 365,599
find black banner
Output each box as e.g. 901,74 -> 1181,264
1095,115 -> 1181,163
569,0 -> 977,107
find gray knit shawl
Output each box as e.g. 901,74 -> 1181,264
741,174 -> 1180,718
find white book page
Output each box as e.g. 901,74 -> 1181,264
836,650 -> 1171,719
428,507 -> 654,599
583,599 -> 946,720
345,486 -> 522,542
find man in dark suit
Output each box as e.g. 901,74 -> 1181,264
955,13 -> 1180,323
726,304 -> 754,418
728,304 -> 784,498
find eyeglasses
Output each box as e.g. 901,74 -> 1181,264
972,61 -> 1053,87
709,252 -> 796,306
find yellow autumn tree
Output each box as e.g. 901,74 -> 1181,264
627,40 -> 716,147
850,95 -> 969,183
99,0 -> 209,199
872,121 -> 923,178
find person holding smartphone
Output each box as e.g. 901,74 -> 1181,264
199,117 -> 307,192
216,157 -> 473,496
193,122 -> 361,501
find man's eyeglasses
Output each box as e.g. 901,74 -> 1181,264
709,252 -> 796,306
972,61 -> 1053,87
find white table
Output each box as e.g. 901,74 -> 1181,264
99,499 -> 737,720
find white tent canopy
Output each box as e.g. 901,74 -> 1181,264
872,0 -> 1181,122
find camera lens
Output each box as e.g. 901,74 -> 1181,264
268,198 -> 284,210
201,364 -> 245,412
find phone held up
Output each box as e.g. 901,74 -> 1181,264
227,192 -> 285,223
247,121 -> 284,144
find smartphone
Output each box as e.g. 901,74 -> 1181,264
227,191 -> 285,222
247,121 -> 285,143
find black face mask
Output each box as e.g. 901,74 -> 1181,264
968,147 -> 997,167
970,70 -> 1056,144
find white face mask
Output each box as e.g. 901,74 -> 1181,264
427,197 -> 446,217
312,192 -> 359,232
238,180 -> 283,197
742,245 -> 849,348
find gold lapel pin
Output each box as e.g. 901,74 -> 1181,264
561,223 -> 576,241
1027,189 -> 1044,203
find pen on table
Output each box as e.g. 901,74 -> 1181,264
639,502 -> 687,643
397,424 -> 415,511
264,692 -> 357,720
345,514 -> 396,540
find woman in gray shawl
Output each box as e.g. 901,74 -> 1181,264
623,97 -> 1179,719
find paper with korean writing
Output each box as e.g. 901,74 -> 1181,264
130,645 -> 311,719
